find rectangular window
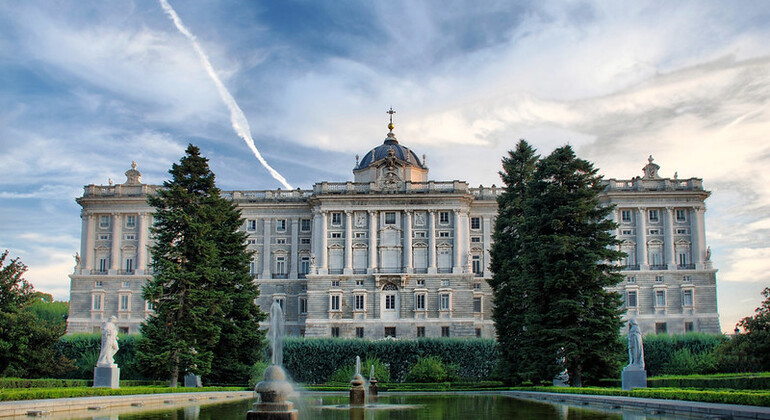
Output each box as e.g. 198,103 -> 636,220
119,327 -> 129,334
473,297 -> 482,313
274,298 -> 285,312
299,297 -> 307,314
676,209 -> 687,222
438,231 -> 450,237
99,258 -> 108,273
685,322 -> 694,332
682,290 -> 694,306
331,212 -> 342,226
441,326 -> 450,337
476,328 -> 482,337
655,290 -> 666,307
472,255 -> 481,274
384,327 -> 396,338
250,261 -> 257,275
120,295 -> 129,311
331,232 -> 342,238
276,219 -> 287,231
301,219 -> 311,232
276,238 -> 286,244
439,211 -> 450,225
441,279 -> 450,287
356,280 -> 364,286
385,212 -> 396,225
94,281 -> 103,287
473,282 -> 480,289
125,258 -> 134,273
416,326 -> 425,338
301,238 -> 311,244
470,217 -> 480,230
655,276 -> 664,282
627,276 -> 636,283
417,279 -> 425,287
275,256 -> 286,274
655,322 -> 667,334
676,228 -> 689,234
331,327 -> 340,337
621,229 -> 632,235
100,216 -> 110,228
415,294 -> 426,310
415,231 -> 426,238
385,295 -> 396,310
99,234 -> 110,240
331,280 -> 340,287
356,327 -> 364,338
355,232 -> 367,238
471,236 -> 481,243
126,215 -> 136,228
125,234 -> 136,240
330,295 -> 341,311
355,294 -> 365,311
247,220 -> 256,231
145,301 -> 156,311
122,281 -> 130,288
621,210 -> 631,222
682,275 -> 692,282
627,291 -> 638,307
649,209 -> 659,222
247,239 -> 257,245
440,293 -> 450,310
92,295 -> 102,310
649,229 -> 661,235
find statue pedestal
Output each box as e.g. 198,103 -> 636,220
93,366 -> 120,389
246,402 -> 298,420
621,366 -> 647,390
184,374 -> 202,387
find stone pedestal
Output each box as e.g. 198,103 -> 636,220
184,374 -> 202,387
350,373 -> 366,407
246,402 -> 298,420
368,379 -> 378,403
622,367 -> 647,390
93,366 -> 120,389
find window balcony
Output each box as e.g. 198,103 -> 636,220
437,268 -> 453,273
413,268 -> 428,274
272,273 -> 289,279
623,264 -> 640,271
328,269 -> 344,275
677,264 -> 696,270
649,265 -> 668,270
353,269 -> 367,274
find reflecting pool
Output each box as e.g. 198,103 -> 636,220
65,393 -> 701,420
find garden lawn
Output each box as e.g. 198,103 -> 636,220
0,386 -> 248,401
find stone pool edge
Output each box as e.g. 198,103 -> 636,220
0,390 -> 256,418
501,390 -> 770,420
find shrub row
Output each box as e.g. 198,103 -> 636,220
54,334 -> 145,380
0,386 -> 248,402
282,337 -> 498,384
641,333 -> 727,377
519,386 -> 770,407
0,378 -> 165,389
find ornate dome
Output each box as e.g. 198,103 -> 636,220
355,132 -> 426,171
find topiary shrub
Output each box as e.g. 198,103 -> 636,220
404,356 -> 459,383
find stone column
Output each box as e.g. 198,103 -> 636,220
320,211 -> 328,274
344,211 -> 353,275
636,208 -> 648,269
109,213 -> 122,274
80,212 -> 91,274
312,211 -> 322,273
262,219 -> 272,279
368,210 -> 377,273
290,218 -> 299,278
404,211 -> 412,273
482,216 -> 492,277
428,210 -> 437,274
137,213 -> 149,274
692,207 -> 706,268
664,207 -> 675,270
452,209 -> 461,273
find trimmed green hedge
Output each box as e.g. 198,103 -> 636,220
54,333 -> 144,380
641,333 -> 727,377
0,378 -> 165,389
0,386 -> 248,401
518,386 -> 770,407
283,337 -> 498,384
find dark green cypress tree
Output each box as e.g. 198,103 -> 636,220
520,145 -> 624,386
489,140 -> 538,385
137,144 -> 266,386
490,143 -> 624,386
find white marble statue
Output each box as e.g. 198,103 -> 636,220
627,319 -> 644,369
97,316 -> 119,367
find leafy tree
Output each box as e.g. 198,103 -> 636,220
137,145 -> 266,386
0,251 -> 72,377
490,144 -> 625,386
717,287 -> 770,372
26,292 -> 69,329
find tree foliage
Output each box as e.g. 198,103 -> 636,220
0,251 -> 72,378
716,287 -> 770,372
137,144 -> 266,386
489,141 -> 625,386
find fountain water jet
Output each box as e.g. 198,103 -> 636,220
349,356 -> 366,407
247,302 -> 297,420
368,364 -> 378,402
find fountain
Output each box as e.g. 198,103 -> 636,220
349,356 -> 367,407
368,364 -> 378,402
247,302 -> 298,420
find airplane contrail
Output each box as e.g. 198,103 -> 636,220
158,0 -> 293,190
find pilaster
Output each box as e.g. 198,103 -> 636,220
403,211 -> 413,273
344,211 -> 353,275
636,208 -> 648,270
109,213 -> 122,274
262,218 -> 272,278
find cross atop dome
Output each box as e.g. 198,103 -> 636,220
387,107 -> 396,132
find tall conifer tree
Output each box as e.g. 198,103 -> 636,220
491,143 -> 624,386
138,145 -> 265,386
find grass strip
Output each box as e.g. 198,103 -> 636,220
514,386 -> 770,407
0,386 -> 249,402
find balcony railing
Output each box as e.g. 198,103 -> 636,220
272,273 -> 288,279
650,265 -> 668,270
413,268 -> 428,274
623,265 -> 640,271
677,264 -> 696,270
328,269 -> 344,275
437,268 -> 453,273
353,269 -> 367,274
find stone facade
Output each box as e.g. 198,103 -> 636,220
67,134 -> 721,337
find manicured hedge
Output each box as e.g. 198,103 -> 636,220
282,337 -> 498,384
0,378 -> 166,389
641,333 -> 727,376
0,386 -> 248,402
54,333 -> 144,380
518,386 -> 770,407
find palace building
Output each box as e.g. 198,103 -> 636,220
66,121 -> 721,337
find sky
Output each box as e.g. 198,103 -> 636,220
1,1 -> 769,334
